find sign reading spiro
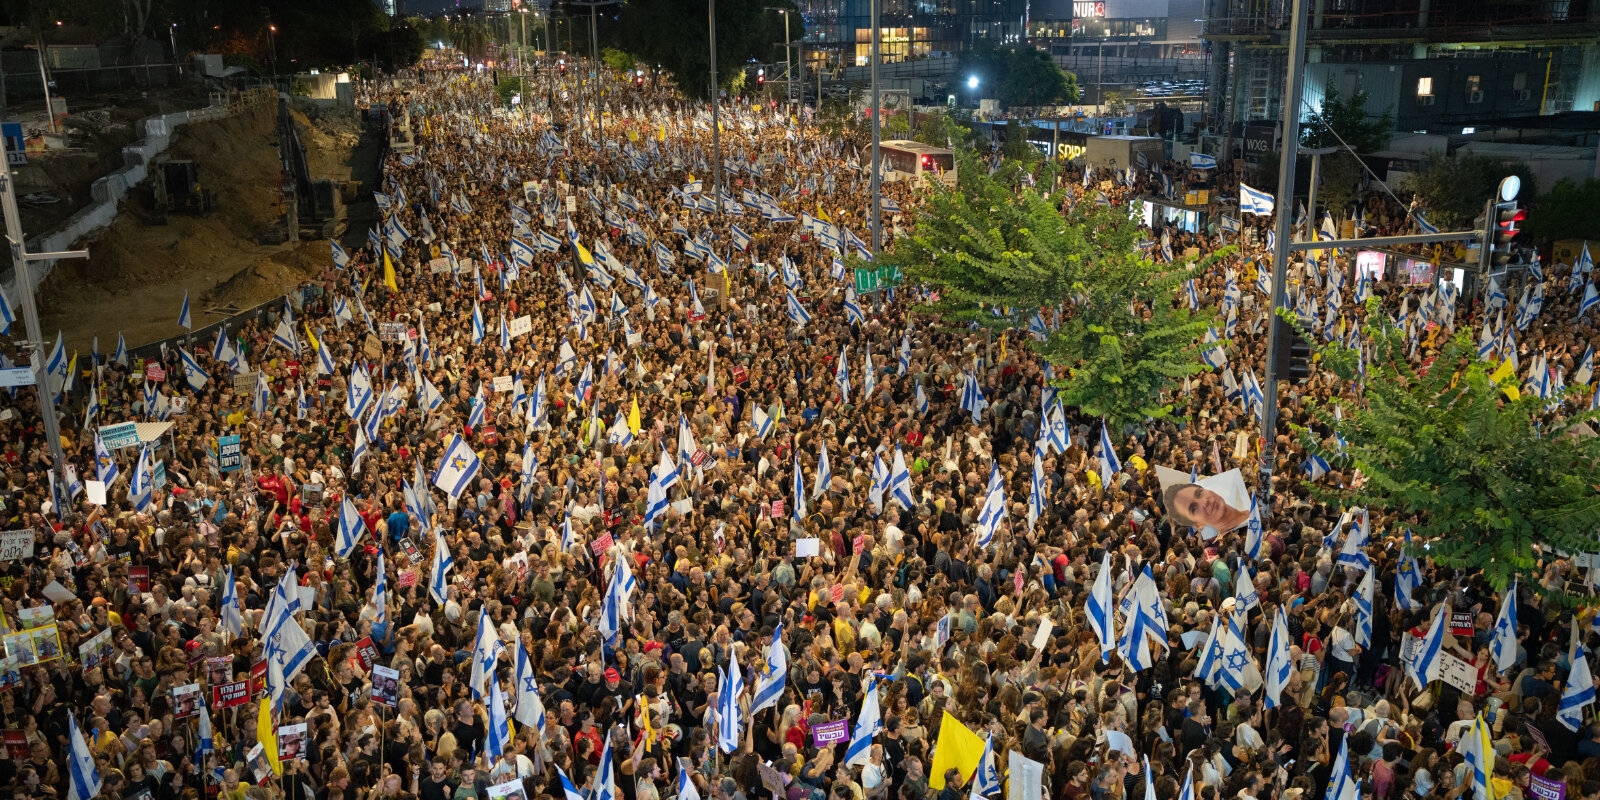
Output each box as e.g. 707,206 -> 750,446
1028,141 -> 1088,162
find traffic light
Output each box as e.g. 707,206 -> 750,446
1488,175 -> 1524,267
1271,317 -> 1314,383
757,68 -> 765,85
558,58 -> 566,72
635,69 -> 644,85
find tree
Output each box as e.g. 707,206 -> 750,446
913,110 -> 974,150
1316,150 -> 1365,217
885,112 -> 910,140
1403,153 -> 1538,230
613,0 -> 800,99
601,47 -> 634,73
1300,82 -> 1393,154
957,42 -> 1080,110
1524,178 -> 1600,244
449,13 -> 491,63
898,150 -> 1222,429
1299,321 -> 1600,598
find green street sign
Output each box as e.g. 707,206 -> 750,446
853,265 -> 902,294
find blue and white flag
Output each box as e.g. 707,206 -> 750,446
219,565 -> 244,638
93,430 -> 119,486
1492,581 -> 1518,673
915,381 -> 929,415
1353,567 -> 1375,649
813,442 -> 832,500
1087,553 -> 1117,662
1239,183 -> 1274,216
751,621 -> 788,713
432,434 -> 481,499
843,673 -> 881,766
1190,152 -> 1218,169
1264,608 -> 1293,709
1407,602 -> 1449,690
960,371 -> 988,423
178,292 -> 192,330
485,676 -> 512,764
469,606 -> 504,699
786,291 -> 811,328
335,495 -> 365,558
888,447 -> 914,510
1097,421 -> 1121,488
67,711 -> 102,800
129,446 -> 154,511
716,657 -> 744,753
1326,735 -> 1360,800
974,462 -> 1005,549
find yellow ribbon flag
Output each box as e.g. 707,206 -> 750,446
1489,359 -> 1520,401
928,711 -> 986,789
818,209 -> 833,223
256,697 -> 280,775
658,124 -> 666,142
639,693 -> 656,751
304,323 -> 320,353
628,395 -> 641,435
382,249 -> 400,293
574,240 -> 596,266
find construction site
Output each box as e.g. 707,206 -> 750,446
28,92 -> 381,355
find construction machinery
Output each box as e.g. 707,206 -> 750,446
149,159 -> 213,223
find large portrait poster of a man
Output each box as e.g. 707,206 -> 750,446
1155,466 -> 1254,536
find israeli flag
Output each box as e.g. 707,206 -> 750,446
1551,653 -> 1590,732
1239,183 -> 1274,216
1407,602 -> 1449,690
1221,215 -> 1241,233
974,462 -> 1005,549
813,442 -> 832,499
889,447 -> 914,509
843,673 -> 881,766
960,371 -> 988,423
129,446 -> 154,511
432,434 -> 481,499
750,621 -> 788,713
716,658 -> 744,753
915,381 -> 929,416
1264,608 -> 1294,709
335,495 -> 365,558
1190,152 -> 1218,169
834,345 -> 851,403
331,240 -> 350,268
1097,421 -> 1121,488
1087,553 -> 1117,662
1303,452 -> 1331,482
427,528 -> 454,605
1326,736 -> 1360,800
786,291 -> 811,328
67,711 -> 102,800
1416,213 -> 1439,235
1491,581 -> 1518,673
1353,567 -> 1375,649
178,292 -> 192,330
843,286 -> 865,326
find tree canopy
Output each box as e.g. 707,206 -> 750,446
1524,178 -> 1600,244
898,152 -> 1220,429
1300,82 -> 1393,155
612,0 -> 800,99
1300,320 -> 1600,598
1403,153 -> 1539,230
956,42 -> 1080,109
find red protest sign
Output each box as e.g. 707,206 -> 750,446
592,532 -> 615,556
830,585 -> 846,605
732,366 -> 748,384
146,364 -> 167,382
353,636 -> 379,672
212,679 -> 253,709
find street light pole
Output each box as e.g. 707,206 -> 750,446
869,0 -> 881,256
1255,0 -> 1310,521
2,134 -> 88,505
710,0 -> 723,216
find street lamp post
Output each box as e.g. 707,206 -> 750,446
569,1 -> 622,140
869,0 -> 881,256
710,0 -> 723,216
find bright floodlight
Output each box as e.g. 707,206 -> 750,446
967,75 -> 979,89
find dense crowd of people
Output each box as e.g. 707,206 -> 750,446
4,62 -> 1597,800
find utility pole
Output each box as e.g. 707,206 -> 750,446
710,0 -> 723,216
1255,0 -> 1309,521
869,0 -> 881,255
2,134 -> 88,500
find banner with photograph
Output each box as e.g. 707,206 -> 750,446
1154,466 -> 1254,535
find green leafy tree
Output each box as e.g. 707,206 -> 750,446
1403,153 -> 1538,230
1299,321 -> 1600,597
601,47 -> 634,73
448,13 -> 492,63
1524,178 -> 1600,244
1316,150 -> 1365,217
957,41 -> 1080,109
1300,82 -> 1394,154
898,151 -> 1221,428
885,112 -> 911,140
613,0 -> 801,99
913,110 -> 973,150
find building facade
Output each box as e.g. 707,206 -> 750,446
1204,0 -> 1600,147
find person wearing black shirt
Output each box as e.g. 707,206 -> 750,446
417,759 -> 456,800
448,700 -> 485,756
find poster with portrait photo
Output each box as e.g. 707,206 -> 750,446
78,628 -> 115,671
370,665 -> 400,708
205,656 -> 232,687
0,656 -> 21,691
1155,466 -> 1254,537
277,723 -> 308,761
171,683 -> 202,720
246,743 -> 273,785
16,606 -> 55,629
486,779 -> 528,800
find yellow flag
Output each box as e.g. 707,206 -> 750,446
999,335 -> 1006,363
256,697 -> 280,775
928,711 -> 985,789
818,208 -> 832,223
382,249 -> 399,293
574,240 -> 595,266
628,129 -> 639,142
1490,359 -> 1520,400
304,323 -> 319,353
628,396 -> 641,435
639,693 -> 656,751
658,124 -> 666,142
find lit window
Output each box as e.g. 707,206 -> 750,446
1416,77 -> 1433,97
1466,75 -> 1481,92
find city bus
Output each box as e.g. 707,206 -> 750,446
879,140 -> 956,185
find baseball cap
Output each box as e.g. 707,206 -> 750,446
605,668 -> 621,682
